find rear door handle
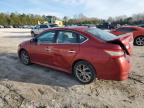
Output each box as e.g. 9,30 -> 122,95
45,48 -> 52,51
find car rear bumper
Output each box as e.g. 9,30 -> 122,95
95,55 -> 131,81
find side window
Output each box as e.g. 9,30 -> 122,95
57,31 -> 78,44
79,35 -> 87,43
37,31 -> 55,44
128,28 -> 137,32
35,25 -> 40,29
40,25 -> 48,28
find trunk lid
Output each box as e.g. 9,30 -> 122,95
107,33 -> 133,55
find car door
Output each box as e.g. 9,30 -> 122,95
30,30 -> 56,65
51,30 -> 81,72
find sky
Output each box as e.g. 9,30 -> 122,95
0,0 -> 144,19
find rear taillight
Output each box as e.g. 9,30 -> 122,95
105,50 -> 124,58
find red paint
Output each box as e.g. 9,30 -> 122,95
18,27 -> 133,81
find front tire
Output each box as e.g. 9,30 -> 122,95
73,61 -> 96,84
19,50 -> 31,65
134,36 -> 144,46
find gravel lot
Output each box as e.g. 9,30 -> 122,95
0,28 -> 144,108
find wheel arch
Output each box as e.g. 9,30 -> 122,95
134,35 -> 144,39
18,48 -> 28,58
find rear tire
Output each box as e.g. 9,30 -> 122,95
19,50 -> 31,65
134,36 -> 144,46
73,61 -> 96,84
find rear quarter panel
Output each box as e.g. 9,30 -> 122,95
71,39 -> 111,72
133,29 -> 144,38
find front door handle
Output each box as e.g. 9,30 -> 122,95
68,50 -> 76,53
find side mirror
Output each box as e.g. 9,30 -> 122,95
31,38 -> 37,43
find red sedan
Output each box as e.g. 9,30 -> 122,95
111,26 -> 144,46
18,27 -> 133,84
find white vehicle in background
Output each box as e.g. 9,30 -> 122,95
0,25 -> 4,28
31,24 -> 58,37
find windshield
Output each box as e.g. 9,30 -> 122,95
86,28 -> 118,41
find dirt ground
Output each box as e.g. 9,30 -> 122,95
0,28 -> 144,108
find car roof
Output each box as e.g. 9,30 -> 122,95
47,26 -> 89,32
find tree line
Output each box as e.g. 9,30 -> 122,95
0,12 -> 144,26
63,14 -> 103,25
0,12 -> 103,26
0,12 -> 45,26
64,13 -> 144,26
107,12 -> 144,25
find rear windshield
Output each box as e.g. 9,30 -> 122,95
86,28 -> 118,41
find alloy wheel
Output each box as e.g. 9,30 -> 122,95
74,61 -> 96,84
20,50 -> 31,65
135,36 -> 144,46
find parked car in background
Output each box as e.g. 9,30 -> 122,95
97,23 -> 116,30
4,25 -> 13,28
0,25 -> 4,28
111,26 -> 144,46
18,27 -> 133,84
22,25 -> 32,29
137,24 -> 144,28
31,24 -> 58,37
79,24 -> 96,28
